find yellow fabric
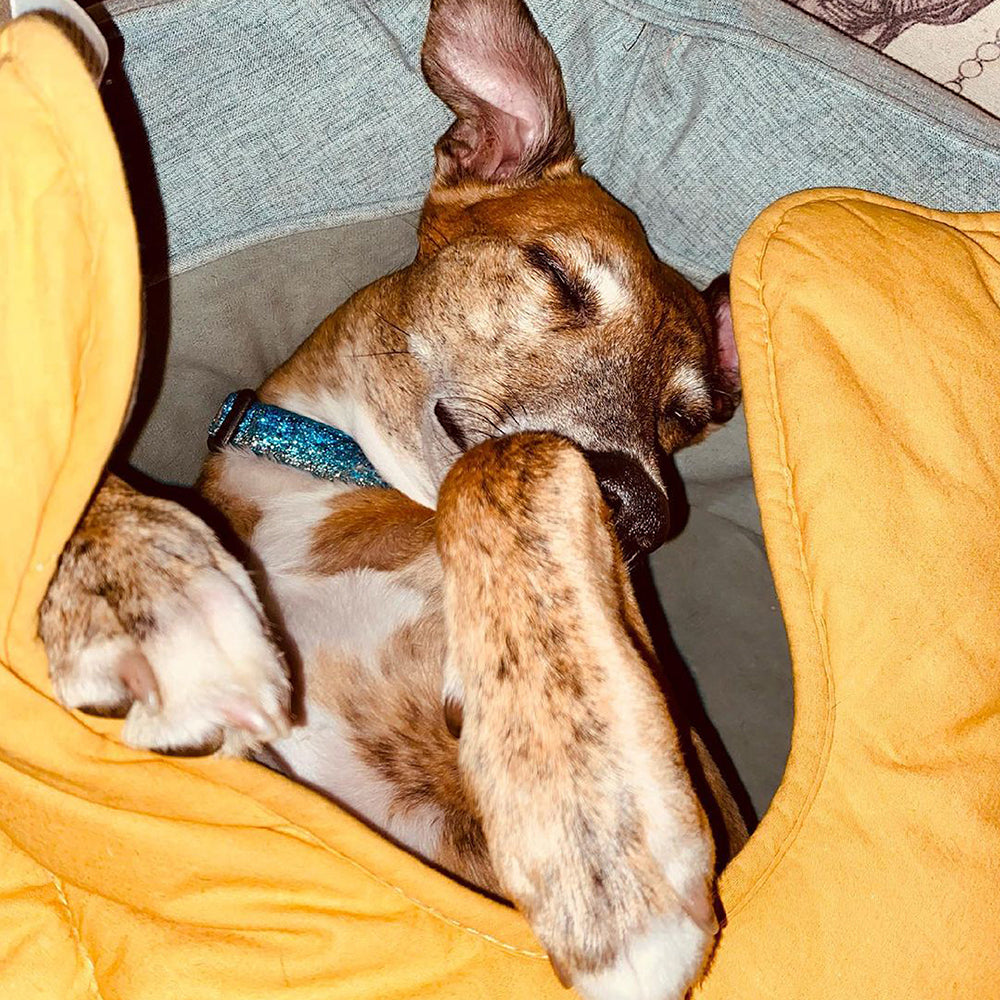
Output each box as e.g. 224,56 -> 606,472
2,20 -> 997,998
694,189 -> 1000,998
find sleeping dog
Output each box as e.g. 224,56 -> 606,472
40,1 -> 745,996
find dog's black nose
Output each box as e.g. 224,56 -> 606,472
583,450 -> 670,554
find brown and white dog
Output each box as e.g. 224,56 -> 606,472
40,1 -> 746,997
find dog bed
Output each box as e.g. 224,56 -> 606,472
2,5 -> 999,1000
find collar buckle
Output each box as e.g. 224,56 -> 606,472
207,389 -> 257,453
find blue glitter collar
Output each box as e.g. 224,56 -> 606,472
207,389 -> 389,489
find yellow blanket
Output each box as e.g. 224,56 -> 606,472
2,17 -> 997,999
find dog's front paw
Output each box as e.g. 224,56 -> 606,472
438,434 -> 718,999
565,901 -> 716,1000
494,746 -> 717,1000
39,475 -> 291,756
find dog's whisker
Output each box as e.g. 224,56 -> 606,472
351,349 -> 411,359
496,399 -> 519,423
441,394 -> 509,429
439,397 -> 508,438
441,379 -> 520,424
439,384 -> 527,435
367,309 -> 416,346
425,219 -> 451,251
404,213 -> 450,252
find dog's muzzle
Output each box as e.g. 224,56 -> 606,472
583,450 -> 670,555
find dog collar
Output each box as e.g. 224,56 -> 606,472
207,389 -> 389,489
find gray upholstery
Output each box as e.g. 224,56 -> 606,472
103,0 -> 1000,282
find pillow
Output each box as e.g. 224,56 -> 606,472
696,189 -> 1000,998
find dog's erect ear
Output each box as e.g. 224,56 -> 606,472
704,274 -> 740,425
421,0 -> 576,184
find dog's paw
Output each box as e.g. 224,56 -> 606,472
568,909 -> 715,1000
40,475 -> 291,755
437,434 -> 718,1000
502,774 -> 717,1000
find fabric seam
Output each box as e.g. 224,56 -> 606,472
605,2 -> 655,181
604,0 -> 1000,154
0,735 -> 548,958
727,186 -> 998,911
51,872 -> 105,999
725,193 -> 845,916
2,25 -> 111,996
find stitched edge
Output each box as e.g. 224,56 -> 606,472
50,872 -> 105,999
723,193 -> 855,916
246,820 -> 547,959
0,727 -> 548,960
0,827 -> 104,999
1,22 -> 120,996
604,0 -> 1000,156
605,3 -> 655,182
724,188 -> 1000,919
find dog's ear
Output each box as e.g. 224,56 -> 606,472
421,0 -> 576,184
704,274 -> 740,425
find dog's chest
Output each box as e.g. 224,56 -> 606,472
214,450 -> 449,858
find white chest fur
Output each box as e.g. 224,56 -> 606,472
214,449 -> 443,861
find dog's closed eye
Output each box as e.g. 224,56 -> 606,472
663,364 -> 712,435
669,406 -> 708,435
523,243 -> 596,319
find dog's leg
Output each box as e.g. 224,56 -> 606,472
39,474 -> 290,755
437,434 -> 717,1000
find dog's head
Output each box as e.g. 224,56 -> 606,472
306,0 -> 737,555
400,0 -> 737,555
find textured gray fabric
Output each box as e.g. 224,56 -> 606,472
102,0 -> 1000,283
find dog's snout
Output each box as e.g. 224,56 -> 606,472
583,450 -> 669,554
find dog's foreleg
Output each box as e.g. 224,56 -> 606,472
40,474 -> 290,755
436,433 -> 717,1000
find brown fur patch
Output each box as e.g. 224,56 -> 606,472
309,489 -> 435,575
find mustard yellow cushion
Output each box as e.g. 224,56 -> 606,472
2,19 -> 997,998
695,189 -> 1000,998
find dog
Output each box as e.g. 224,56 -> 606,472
40,1 -> 746,997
